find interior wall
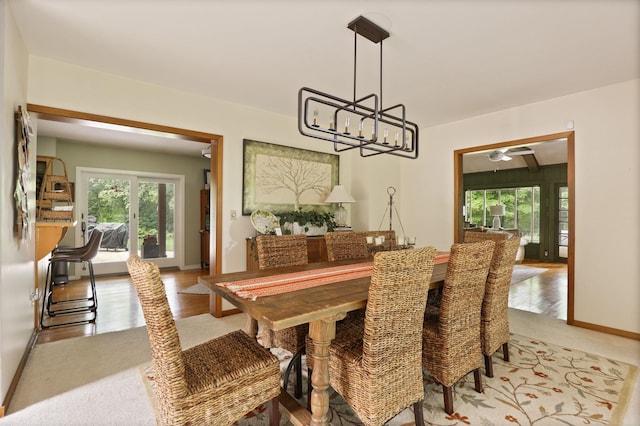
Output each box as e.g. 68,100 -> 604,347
401,79 -> 640,335
0,0 -> 34,404
350,153 -> 402,233
26,57 -> 359,274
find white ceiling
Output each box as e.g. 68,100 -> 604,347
10,0 -> 639,167
462,139 -> 568,173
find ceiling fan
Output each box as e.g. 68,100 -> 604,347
487,147 -> 535,162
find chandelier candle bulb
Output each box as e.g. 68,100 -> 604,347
383,128 -> 389,144
344,117 -> 350,134
329,116 -> 334,131
312,110 -> 319,127
394,132 -> 399,147
358,121 -> 364,138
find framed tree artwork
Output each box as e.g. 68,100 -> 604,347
242,139 -> 339,215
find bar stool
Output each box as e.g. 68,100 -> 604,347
40,230 -> 103,329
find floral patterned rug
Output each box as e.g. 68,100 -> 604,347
140,332 -> 637,425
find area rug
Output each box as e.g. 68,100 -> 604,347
510,264 -> 547,285
140,332 -> 637,426
177,282 -> 209,294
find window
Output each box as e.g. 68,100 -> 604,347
558,186 -> 569,258
465,186 -> 540,243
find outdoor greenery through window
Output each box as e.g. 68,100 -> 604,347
464,186 -> 540,243
88,178 -> 175,251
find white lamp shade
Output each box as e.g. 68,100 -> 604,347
489,205 -> 505,216
324,185 -> 355,204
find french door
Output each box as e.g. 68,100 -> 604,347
76,167 -> 185,274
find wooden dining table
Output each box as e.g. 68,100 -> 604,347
199,257 -> 447,426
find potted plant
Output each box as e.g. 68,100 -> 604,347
277,209 -> 336,236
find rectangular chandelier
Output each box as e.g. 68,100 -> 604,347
298,15 -> 419,159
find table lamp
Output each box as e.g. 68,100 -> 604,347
324,185 -> 355,227
489,204 -> 505,229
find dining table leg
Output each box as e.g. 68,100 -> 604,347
245,315 -> 258,339
308,313 -> 346,426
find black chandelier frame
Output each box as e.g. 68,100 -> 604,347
297,15 -> 420,160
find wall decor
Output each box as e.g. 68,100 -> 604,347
14,105 -> 33,238
242,139 -> 339,215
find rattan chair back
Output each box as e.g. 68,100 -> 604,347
255,234 -> 309,399
325,231 -> 368,261
256,234 -> 308,269
127,255 -> 186,412
422,240 -> 494,414
481,236 -> 520,375
328,247 -> 438,425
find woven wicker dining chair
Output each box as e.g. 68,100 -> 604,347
481,235 -> 520,377
309,247 -> 438,425
255,234 -> 309,398
422,240 -> 495,415
324,231 -> 369,261
424,229 -> 509,309
126,255 -> 281,426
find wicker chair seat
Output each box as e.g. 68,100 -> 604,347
182,331 -> 278,392
178,331 -> 281,422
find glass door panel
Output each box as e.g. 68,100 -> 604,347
558,186 -> 569,259
84,175 -> 134,274
138,180 -> 176,262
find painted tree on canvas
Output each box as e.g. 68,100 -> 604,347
255,154 -> 331,209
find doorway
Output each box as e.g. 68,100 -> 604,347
76,168 -> 184,274
28,103 -> 224,275
454,131 -> 575,324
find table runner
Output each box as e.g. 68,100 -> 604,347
217,252 -> 450,301
217,263 -> 375,300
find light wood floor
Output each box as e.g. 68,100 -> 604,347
36,260 -> 568,345
512,260 -> 567,320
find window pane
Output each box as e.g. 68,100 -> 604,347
532,186 -> 541,243
485,190 -> 499,226
500,189 -> 515,228
516,187 -> 532,240
468,190 -> 486,227
465,185 -> 540,240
